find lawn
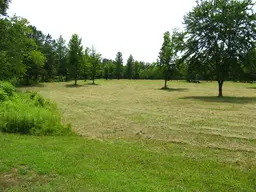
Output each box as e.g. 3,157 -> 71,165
1,80 -> 256,191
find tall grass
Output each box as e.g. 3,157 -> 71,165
0,81 -> 71,135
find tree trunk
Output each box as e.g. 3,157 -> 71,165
75,78 -> 77,85
164,79 -> 167,89
93,78 -> 95,84
218,80 -> 224,97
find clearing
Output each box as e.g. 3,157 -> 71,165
1,80 -> 256,191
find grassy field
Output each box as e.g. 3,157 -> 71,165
1,80 -> 256,191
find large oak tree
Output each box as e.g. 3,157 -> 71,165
183,0 -> 256,96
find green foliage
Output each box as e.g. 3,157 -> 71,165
0,89 -> 8,101
81,47 -> 91,80
56,35 -> 68,80
0,82 -> 71,135
0,81 -> 16,97
158,31 -> 179,88
42,34 -> 58,82
68,34 -> 84,85
0,16 -> 31,80
115,52 -> 123,79
29,50 -> 46,67
243,48 -> 256,81
103,59 -> 115,80
0,0 -> 10,15
133,61 -> 141,79
183,0 -> 256,95
126,54 -> 134,79
89,47 -> 101,84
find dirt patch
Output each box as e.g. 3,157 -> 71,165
0,166 -> 49,191
0,168 -> 21,191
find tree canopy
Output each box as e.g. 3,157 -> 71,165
183,0 -> 256,96
67,34 -> 83,85
1,0 -> 256,90
158,31 -> 180,89
115,52 -> 123,80
0,0 -> 11,16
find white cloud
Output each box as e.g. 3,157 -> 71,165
8,0 -> 195,63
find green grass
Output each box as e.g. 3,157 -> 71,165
1,134 -> 255,192
0,81 -> 71,136
1,80 -> 256,191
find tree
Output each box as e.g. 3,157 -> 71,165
126,54 -> 134,79
243,48 -> 256,81
82,47 -> 91,81
0,16 -> 37,81
115,52 -> 123,79
133,61 -> 141,79
24,50 -> 46,84
158,31 -> 177,89
42,34 -> 57,81
0,0 -> 11,16
89,47 -> 101,84
67,34 -> 83,85
56,35 -> 68,81
102,58 -> 115,80
183,0 -> 256,96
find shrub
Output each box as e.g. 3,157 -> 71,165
0,89 -> 8,101
0,81 -> 16,97
0,86 -> 72,136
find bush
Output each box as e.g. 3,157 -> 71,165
0,81 -> 16,97
0,89 -> 8,101
0,86 -> 72,136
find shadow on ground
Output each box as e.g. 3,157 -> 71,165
247,87 -> 256,89
157,87 -> 188,92
65,84 -> 86,88
182,96 -> 256,104
85,83 -> 100,86
65,83 -> 100,88
18,84 -> 46,88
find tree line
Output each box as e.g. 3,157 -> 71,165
0,0 -> 256,96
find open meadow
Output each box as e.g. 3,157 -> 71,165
1,80 -> 256,191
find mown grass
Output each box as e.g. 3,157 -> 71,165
1,133 -> 256,192
1,80 -> 256,191
21,80 -> 256,151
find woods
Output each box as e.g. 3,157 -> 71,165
0,0 -> 255,91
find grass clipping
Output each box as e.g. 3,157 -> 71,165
0,81 -> 71,136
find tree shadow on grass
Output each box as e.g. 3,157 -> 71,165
157,87 -> 188,92
65,84 -> 86,88
65,83 -> 100,88
18,83 -> 46,88
85,83 -> 100,86
182,96 -> 256,104
247,87 -> 256,89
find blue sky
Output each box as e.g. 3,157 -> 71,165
8,0 -> 196,63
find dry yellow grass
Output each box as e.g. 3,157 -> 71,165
21,80 -> 256,155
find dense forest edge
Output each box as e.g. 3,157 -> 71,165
1,1 -> 256,94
